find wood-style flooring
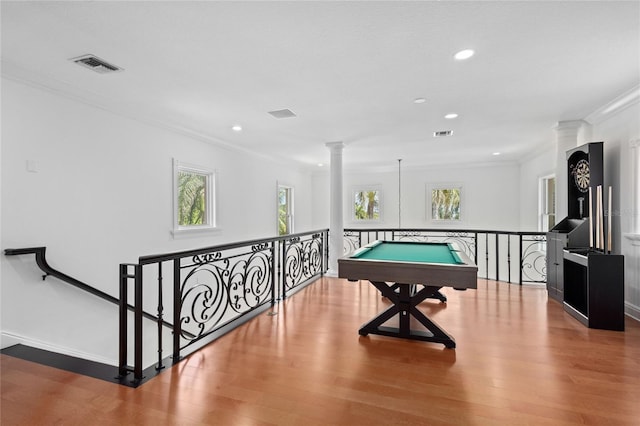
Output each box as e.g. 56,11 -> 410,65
2,277 -> 640,425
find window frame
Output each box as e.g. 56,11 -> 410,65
277,183 -> 294,236
172,159 -> 218,237
538,174 -> 556,232
351,186 -> 383,223
426,183 -> 463,223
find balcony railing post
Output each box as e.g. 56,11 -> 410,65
495,233 -> 499,282
507,234 -> 512,283
133,263 -> 143,382
519,234 -> 524,285
485,233 -> 490,280
118,263 -> 129,378
271,241 -> 277,306
474,232 -> 478,265
172,258 -> 181,363
323,230 -> 328,273
156,262 -> 164,371
282,239 -> 287,299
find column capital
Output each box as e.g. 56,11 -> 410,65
325,141 -> 345,150
553,120 -> 589,132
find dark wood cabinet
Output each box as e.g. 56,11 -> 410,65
547,141 -> 624,331
546,219 -> 588,302
563,250 -> 624,331
547,142 -> 603,303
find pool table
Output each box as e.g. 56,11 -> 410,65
338,240 -> 478,348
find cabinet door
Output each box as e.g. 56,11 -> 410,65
555,239 -> 564,299
546,236 -> 557,290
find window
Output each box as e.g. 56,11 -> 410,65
173,160 -> 216,235
539,175 -> 556,231
278,184 -> 294,236
428,184 -> 462,221
353,188 -> 381,221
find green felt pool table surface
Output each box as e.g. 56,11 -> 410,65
351,241 -> 464,265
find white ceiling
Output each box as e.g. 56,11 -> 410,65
2,1 -> 639,171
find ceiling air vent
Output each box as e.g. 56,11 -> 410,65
433,130 -> 453,137
70,54 -> 123,74
268,109 -> 297,119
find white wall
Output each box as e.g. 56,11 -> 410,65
518,97 -> 640,320
588,101 -> 640,319
1,78 -> 315,362
518,144 -> 556,230
313,162 -> 522,231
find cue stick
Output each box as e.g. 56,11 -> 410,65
608,186 -> 612,253
588,187 -> 593,249
595,186 -> 600,250
599,185 -> 605,251
398,159 -> 402,228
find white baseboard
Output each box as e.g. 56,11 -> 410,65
625,302 -> 640,322
1,331 -> 116,366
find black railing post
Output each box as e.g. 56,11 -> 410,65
156,262 -> 164,371
507,234 -> 512,283
485,233 -> 490,280
474,232 -> 479,265
118,263 -> 129,378
271,241 -> 277,306
519,234 -> 523,285
281,238 -> 288,299
173,258 -> 181,362
276,239 -> 282,299
495,233 -> 499,282
133,263 -> 143,382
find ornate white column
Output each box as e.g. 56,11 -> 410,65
554,120 -> 591,220
326,142 -> 344,276
631,139 -> 640,233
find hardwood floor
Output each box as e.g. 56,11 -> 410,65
2,277 -> 640,425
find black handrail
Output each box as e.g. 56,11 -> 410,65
137,228 -> 331,265
3,247 -> 184,334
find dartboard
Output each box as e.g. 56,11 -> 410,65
574,159 -> 590,192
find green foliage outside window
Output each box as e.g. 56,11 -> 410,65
278,188 -> 288,235
354,190 -> 380,220
432,188 -> 460,220
178,171 -> 207,226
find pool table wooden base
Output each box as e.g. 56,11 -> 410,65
360,281 -> 456,348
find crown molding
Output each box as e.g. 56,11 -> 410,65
2,61 -> 315,173
585,85 -> 640,125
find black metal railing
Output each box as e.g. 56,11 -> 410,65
343,228 -> 547,285
5,227 -> 543,386
118,229 -> 328,385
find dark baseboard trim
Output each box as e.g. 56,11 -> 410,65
1,344 -> 171,388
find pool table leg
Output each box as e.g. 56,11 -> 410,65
359,281 -> 456,348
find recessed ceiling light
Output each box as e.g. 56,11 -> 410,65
444,113 -> 458,119
317,163 -> 324,167
413,97 -> 427,104
493,152 -> 501,156
232,125 -> 242,132
454,49 -> 475,60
